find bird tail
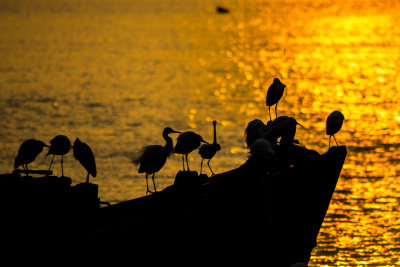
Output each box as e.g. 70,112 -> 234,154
132,149 -> 144,165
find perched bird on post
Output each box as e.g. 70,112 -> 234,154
326,111 -> 344,148
14,139 -> 48,173
174,131 -> 208,172
133,127 -> 180,194
73,138 -> 96,183
266,78 -> 286,121
199,120 -> 221,176
47,135 -> 71,177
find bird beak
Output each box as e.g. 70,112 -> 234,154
201,139 -> 209,144
297,122 -> 305,128
172,130 -> 181,134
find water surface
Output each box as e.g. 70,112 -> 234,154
1,0 -> 400,265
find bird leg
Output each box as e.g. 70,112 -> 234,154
268,106 -> 272,121
200,158 -> 204,174
86,172 -> 90,183
145,174 -> 152,194
61,155 -> 64,177
23,164 -> 29,176
48,155 -> 55,171
185,154 -> 190,171
181,156 -> 185,171
207,159 -> 215,176
333,135 -> 339,146
275,103 -> 278,119
152,173 -> 157,192
328,136 -> 331,149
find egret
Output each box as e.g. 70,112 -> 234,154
73,138 -> 96,183
262,116 -> 304,145
174,131 -> 208,172
245,119 -> 268,148
47,135 -> 71,177
14,139 -> 49,173
249,138 -> 275,162
326,110 -> 344,148
266,78 -> 286,121
133,127 -> 180,194
199,120 -> 221,175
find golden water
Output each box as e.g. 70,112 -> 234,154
1,0 -> 400,265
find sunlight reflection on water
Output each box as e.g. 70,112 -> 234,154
0,0 -> 400,265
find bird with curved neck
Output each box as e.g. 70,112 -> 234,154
199,120 -> 221,176
133,127 -> 180,194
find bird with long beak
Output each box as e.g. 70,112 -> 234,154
133,127 -> 180,194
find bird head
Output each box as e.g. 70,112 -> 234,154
213,120 -> 217,125
164,127 -> 180,135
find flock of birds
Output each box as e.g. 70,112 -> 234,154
14,135 -> 96,183
12,78 -> 344,195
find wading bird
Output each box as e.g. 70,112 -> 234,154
133,127 -> 180,194
199,120 -> 221,175
249,138 -> 275,162
73,138 -> 96,183
174,131 -> 208,172
266,78 -> 286,121
326,110 -> 344,148
245,119 -> 268,148
14,139 -> 48,173
262,116 -> 304,146
47,135 -> 71,177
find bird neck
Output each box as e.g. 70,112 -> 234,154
213,124 -> 217,144
163,133 -> 174,154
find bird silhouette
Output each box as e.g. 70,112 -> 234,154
133,127 -> 180,194
47,135 -> 71,177
73,138 -> 96,183
266,78 -> 286,121
14,139 -> 48,174
174,131 -> 208,172
262,116 -> 304,146
326,111 -> 344,148
249,138 -> 275,162
245,119 -> 268,148
199,120 -> 221,176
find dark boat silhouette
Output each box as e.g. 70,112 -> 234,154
86,145 -> 347,265
0,145 -> 346,264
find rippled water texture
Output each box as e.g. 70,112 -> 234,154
1,0 -> 400,265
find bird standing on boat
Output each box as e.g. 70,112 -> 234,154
133,127 -> 180,194
73,138 -> 96,183
266,78 -> 286,121
14,139 -> 49,173
174,131 -> 208,172
249,138 -> 275,162
326,111 -> 344,148
47,135 -> 71,177
245,119 -> 268,148
199,120 -> 221,176
262,116 -> 304,146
